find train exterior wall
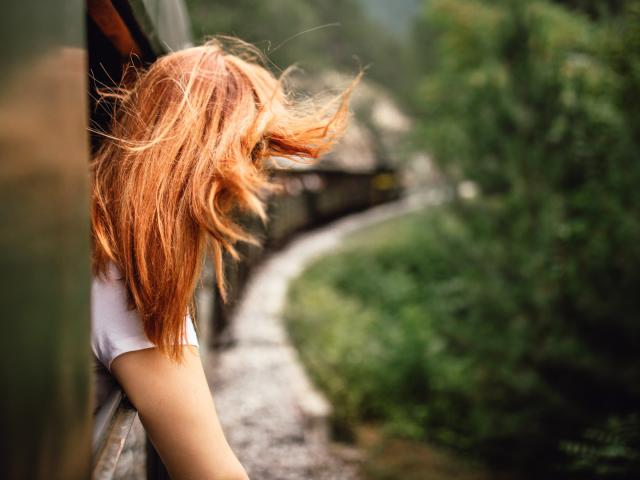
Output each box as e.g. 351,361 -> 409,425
0,0 -> 92,478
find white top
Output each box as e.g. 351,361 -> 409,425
91,263 -> 199,410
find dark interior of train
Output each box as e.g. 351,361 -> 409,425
86,0 -> 154,152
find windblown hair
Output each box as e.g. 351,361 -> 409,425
91,39 -> 358,360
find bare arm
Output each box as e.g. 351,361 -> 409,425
111,346 -> 248,480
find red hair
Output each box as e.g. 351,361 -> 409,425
91,39 -> 358,360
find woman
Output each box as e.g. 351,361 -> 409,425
90,39 -> 357,479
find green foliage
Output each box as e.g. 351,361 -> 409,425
184,0 -> 417,96
414,0 -> 640,476
285,210 -> 464,442
288,1 -> 640,478
561,414 -> 640,477
287,202 -> 640,479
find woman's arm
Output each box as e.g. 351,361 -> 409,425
111,346 -> 248,480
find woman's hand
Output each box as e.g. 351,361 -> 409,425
111,346 -> 248,480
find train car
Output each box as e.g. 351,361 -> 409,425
0,1 -> 401,478
1,0 -> 93,478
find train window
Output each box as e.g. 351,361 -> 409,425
86,2 -> 173,478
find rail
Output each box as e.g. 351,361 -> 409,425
92,389 -> 137,480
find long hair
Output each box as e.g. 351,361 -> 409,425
91,39 -> 358,361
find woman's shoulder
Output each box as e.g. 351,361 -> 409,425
91,263 -> 155,370
91,262 -> 199,371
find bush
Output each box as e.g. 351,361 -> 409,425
414,0 -> 640,476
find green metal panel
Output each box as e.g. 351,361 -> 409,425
0,0 -> 91,478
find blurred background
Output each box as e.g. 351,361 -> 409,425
1,0 -> 639,479
183,1 -> 640,479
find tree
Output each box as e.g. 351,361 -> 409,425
411,0 -> 640,477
